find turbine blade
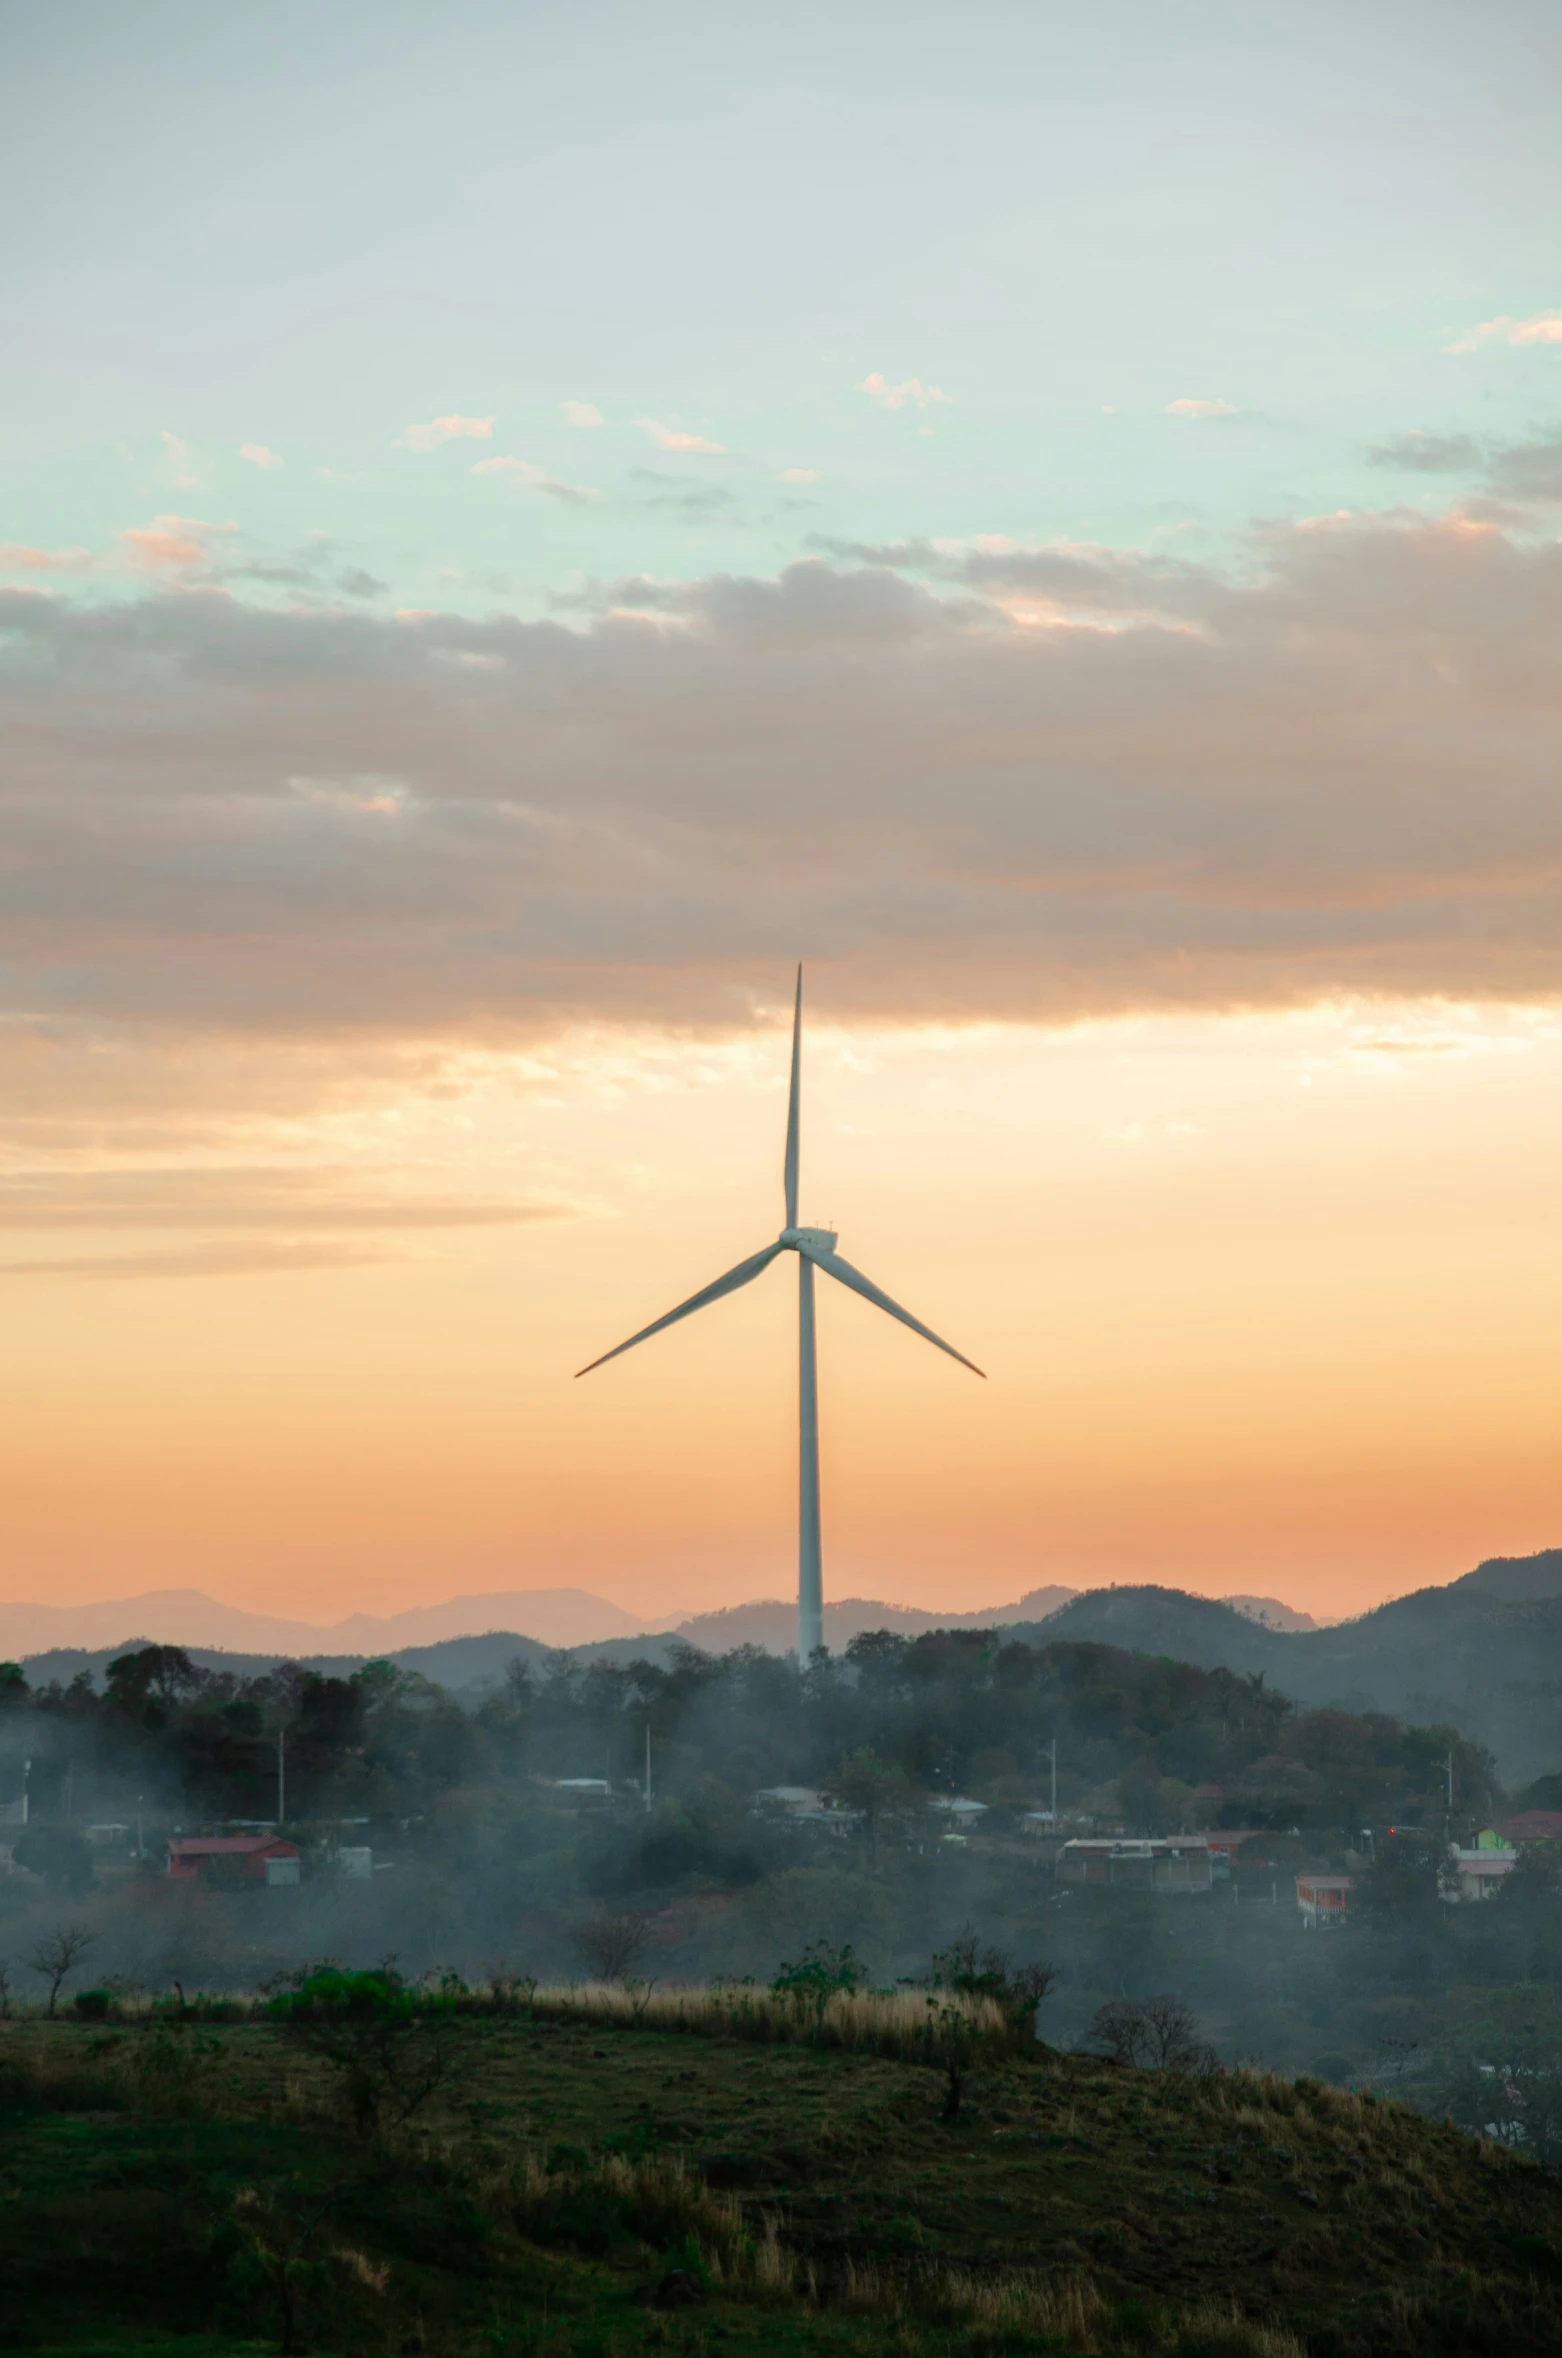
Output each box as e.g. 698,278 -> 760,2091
801,1242 -> 985,1377
783,964 -> 802,1229
575,1242 -> 784,1378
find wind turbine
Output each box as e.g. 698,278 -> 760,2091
576,968 -> 984,1662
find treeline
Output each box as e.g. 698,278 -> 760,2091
0,1628 -> 1504,1845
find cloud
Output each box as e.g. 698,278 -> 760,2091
781,469 -> 818,484
397,414 -> 495,453
1367,430 -> 1481,472
0,1241 -> 418,1282
637,419 -> 727,454
239,443 -> 283,469
630,470 -> 739,517
160,431 -> 200,487
1486,435 -> 1562,502
1445,310 -> 1562,355
471,456 -> 599,506
857,373 -> 952,411
118,515 -> 237,570
0,1166 -> 569,1231
0,543 -> 96,573
10,507 -> 1562,1050
561,401 -> 604,427
1165,399 -> 1240,421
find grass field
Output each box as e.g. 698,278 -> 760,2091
3,2002 -> 1562,2355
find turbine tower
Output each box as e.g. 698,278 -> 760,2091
576,968 -> 984,1661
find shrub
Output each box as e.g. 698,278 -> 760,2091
72,1989 -> 113,2021
268,1966 -> 467,2138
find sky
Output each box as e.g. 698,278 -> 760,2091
3,0 -> 1562,1627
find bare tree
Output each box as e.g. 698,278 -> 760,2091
572,1909 -> 653,1984
1088,1995 -> 1217,2074
0,1960 -> 10,2019
26,1923 -> 98,2019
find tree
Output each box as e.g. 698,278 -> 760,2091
26,1923 -> 99,2018
1359,1830 -> 1450,1920
13,1827 -> 95,1896
572,1910 -> 653,1984
270,1967 -> 466,2139
926,1924 -> 1057,2028
827,1749 -> 920,1857
1088,1995 -> 1217,2074
770,1940 -> 867,2036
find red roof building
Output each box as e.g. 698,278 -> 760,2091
1296,1873 -> 1354,1928
166,1835 -> 300,1882
1493,1812 -> 1562,1847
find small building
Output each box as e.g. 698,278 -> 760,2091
929,1797 -> 988,1824
1296,1872 -> 1354,1928
167,1835 -> 301,1883
1056,1838 -> 1213,1892
1445,1846 -> 1517,1902
1491,1812 -> 1562,1849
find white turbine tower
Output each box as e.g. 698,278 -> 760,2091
577,968 -> 984,1661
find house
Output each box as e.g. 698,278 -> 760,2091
929,1797 -> 988,1824
1056,1838 -> 1213,1892
1491,1812 -> 1562,1849
166,1835 -> 301,1883
1296,1872 -> 1353,1928
1445,1846 -> 1517,1902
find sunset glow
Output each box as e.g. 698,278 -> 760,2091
5,4 -> 1562,1632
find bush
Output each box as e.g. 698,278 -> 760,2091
72,1989 -> 113,2021
269,1965 -> 467,2138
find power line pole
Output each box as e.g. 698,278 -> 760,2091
277,1729 -> 286,1828
644,1721 -> 652,1813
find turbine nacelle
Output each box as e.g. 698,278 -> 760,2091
781,1226 -> 838,1253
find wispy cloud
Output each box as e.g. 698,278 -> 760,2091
0,1240 -> 418,1282
0,1166 -> 569,1232
781,468 -> 818,484
1445,310 -> 1562,355
397,414 -> 495,453
1366,430 -> 1480,472
0,543 -> 96,573
636,418 -> 726,454
561,400 -> 604,427
857,372 -> 952,411
239,443 -> 283,469
160,430 -> 200,487
118,515 -> 237,570
1165,398 -> 1240,421
471,456 -> 600,505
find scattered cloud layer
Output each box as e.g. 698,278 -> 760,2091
857,373 -> 952,411
239,444 -> 283,470
1446,309 -> 1562,355
397,414 -> 495,452
6,504 -> 1562,1066
1165,398 -> 1240,421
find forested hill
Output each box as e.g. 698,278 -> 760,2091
1017,1550 -> 1562,1782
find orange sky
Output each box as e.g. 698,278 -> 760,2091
3,997 -> 1560,1627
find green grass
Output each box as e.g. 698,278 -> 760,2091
3,2012 -> 1562,2354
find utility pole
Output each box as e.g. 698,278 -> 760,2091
277,1729 -> 286,1828
65,1763 -> 73,1823
1049,1737 -> 1058,1825
644,1721 -> 652,1813
136,1794 -> 144,1860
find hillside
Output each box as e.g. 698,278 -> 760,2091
1020,1551 -> 1562,1781
3,1998 -> 1561,2354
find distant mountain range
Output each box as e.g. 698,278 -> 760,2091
15,1558 -> 1554,1777
0,1579 -> 1315,1662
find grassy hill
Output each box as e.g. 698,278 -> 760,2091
4,1997 -> 1562,2355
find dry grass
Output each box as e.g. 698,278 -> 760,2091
522,1978 -> 1016,2059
